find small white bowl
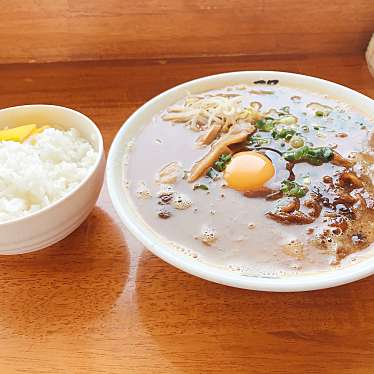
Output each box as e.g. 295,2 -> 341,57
0,105 -> 105,255
107,71 -> 374,292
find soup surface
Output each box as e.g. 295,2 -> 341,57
124,82 -> 374,277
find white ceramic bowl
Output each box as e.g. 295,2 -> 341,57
0,105 -> 105,255
107,71 -> 374,292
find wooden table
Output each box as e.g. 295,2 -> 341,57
0,54 -> 374,374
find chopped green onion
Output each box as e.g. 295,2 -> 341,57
285,133 -> 293,141
255,119 -> 275,132
193,184 -> 209,191
301,125 -> 309,132
213,154 -> 232,172
248,134 -> 270,146
271,127 -> 296,140
283,146 -> 334,166
206,167 -> 220,180
280,180 -> 308,198
315,111 -> 324,117
289,135 -> 304,148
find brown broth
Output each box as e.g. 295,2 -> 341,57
124,85 -> 373,277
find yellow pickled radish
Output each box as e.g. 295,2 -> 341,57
0,124 -> 36,142
29,125 -> 49,137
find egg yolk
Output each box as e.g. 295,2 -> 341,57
223,151 -> 275,191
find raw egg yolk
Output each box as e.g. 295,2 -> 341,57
223,151 -> 275,191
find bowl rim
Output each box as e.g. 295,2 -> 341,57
107,70 -> 374,292
0,104 -> 104,227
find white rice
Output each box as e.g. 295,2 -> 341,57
0,127 -> 97,223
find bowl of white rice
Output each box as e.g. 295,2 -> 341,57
0,104 -> 105,254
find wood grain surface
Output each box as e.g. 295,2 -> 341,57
0,54 -> 374,373
0,0 -> 373,63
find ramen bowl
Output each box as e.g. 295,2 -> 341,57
107,71 -> 374,291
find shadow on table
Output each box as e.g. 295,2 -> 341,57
0,207 -> 129,337
135,251 -> 374,373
